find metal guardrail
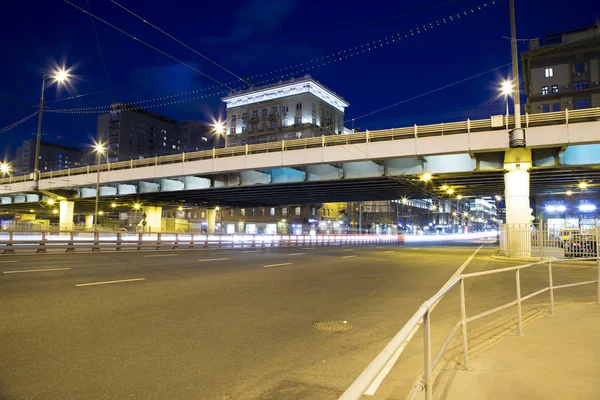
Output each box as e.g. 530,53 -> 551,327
339,257 -> 600,400
1,108 -> 599,185
0,231 -> 401,254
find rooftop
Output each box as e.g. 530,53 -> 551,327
527,22 -> 600,50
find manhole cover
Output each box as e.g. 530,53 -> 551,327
312,320 -> 352,332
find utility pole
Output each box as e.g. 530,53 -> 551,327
509,0 -> 522,130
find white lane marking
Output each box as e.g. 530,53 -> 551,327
76,278 -> 145,287
302,247 -> 316,250
342,255 -> 357,259
342,249 -> 354,251
243,250 -> 261,253
3,267 -> 71,274
0,260 -> 19,263
263,263 -> 293,268
385,251 -> 394,254
288,252 -> 307,256
376,246 -> 385,249
364,245 -> 483,396
198,258 -> 230,262
143,254 -> 179,258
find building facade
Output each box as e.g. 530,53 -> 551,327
522,23 -> 600,114
13,139 -> 84,175
97,103 -> 180,162
221,75 -> 349,146
179,120 -> 217,151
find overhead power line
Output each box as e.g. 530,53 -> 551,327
110,0 -> 250,87
85,0 -> 115,102
0,111 -> 39,134
63,0 -> 235,91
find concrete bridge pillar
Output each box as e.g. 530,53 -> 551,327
84,215 -> 94,230
59,201 -> 74,231
206,208 -> 216,233
142,206 -> 162,232
504,149 -> 532,257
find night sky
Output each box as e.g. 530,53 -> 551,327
1,0 -> 598,160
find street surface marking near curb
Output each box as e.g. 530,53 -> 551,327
342,255 -> 357,259
243,250 -> 261,253
76,278 -> 145,287
144,254 -> 178,258
342,249 -> 354,251
198,258 -> 230,262
384,251 -> 394,254
302,247 -> 316,250
263,263 -> 293,268
288,253 -> 306,256
0,260 -> 19,264
3,267 -> 71,274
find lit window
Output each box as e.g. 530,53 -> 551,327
551,85 -> 558,94
544,67 -> 553,77
261,208 -> 265,216
282,207 -> 287,215
552,103 -> 560,112
251,209 -> 255,216
311,207 -> 315,215
163,142 -> 166,146
201,211 -> 206,218
296,103 -> 302,110
542,104 -> 550,113
296,132 -> 301,138
271,122 -> 277,128
241,209 -> 246,216
172,145 -> 176,149
163,136 -> 167,140
295,207 -> 301,216
541,86 -> 549,95
573,81 -> 588,90
270,208 -> 275,216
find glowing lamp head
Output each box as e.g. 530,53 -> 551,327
447,188 -> 455,195
52,209 -> 58,215
47,199 -> 55,206
420,173 -> 432,182
441,184 -> 449,191
111,202 -> 117,208
501,80 -> 513,96
457,195 -> 463,200
566,190 -> 573,196
495,195 -> 502,201
133,203 -> 141,210
213,122 -> 225,134
0,162 -> 10,175
98,211 -> 104,216
578,182 -> 588,190
401,198 -> 408,205
178,206 -> 183,211
94,143 -> 105,154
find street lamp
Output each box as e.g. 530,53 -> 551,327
213,120 -> 226,148
420,173 -> 432,182
500,80 -> 513,128
0,162 -> 10,175
93,143 -> 105,232
34,67 -> 71,187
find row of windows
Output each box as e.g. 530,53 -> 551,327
220,207 -> 339,218
541,80 -> 589,95
540,99 -> 590,113
230,103 -> 339,123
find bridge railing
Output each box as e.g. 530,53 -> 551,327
2,108 -> 599,185
338,257 -> 600,400
0,231 -> 402,254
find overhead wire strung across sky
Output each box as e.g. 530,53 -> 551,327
0,111 -> 39,134
47,0 -> 503,114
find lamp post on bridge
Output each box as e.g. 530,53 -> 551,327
93,143 -> 105,232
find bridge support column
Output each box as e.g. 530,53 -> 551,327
85,215 -> 94,230
59,201 -> 74,231
504,149 -> 532,257
142,206 -> 162,232
206,208 -> 216,233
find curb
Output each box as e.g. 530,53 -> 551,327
490,250 -> 596,266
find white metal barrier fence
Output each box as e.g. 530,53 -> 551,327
339,258 -> 600,400
0,231 -> 402,254
500,222 -> 599,259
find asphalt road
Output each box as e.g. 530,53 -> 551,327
0,241 -> 596,400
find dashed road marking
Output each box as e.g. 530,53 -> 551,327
198,258 -> 230,262
0,260 -> 19,264
342,255 -> 357,259
342,249 -> 354,252
288,252 -> 307,256
385,251 -> 395,254
3,268 -> 71,274
263,263 -> 293,268
144,254 -> 178,258
76,278 -> 145,287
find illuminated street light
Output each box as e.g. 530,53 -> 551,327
501,80 -> 513,96
457,195 -> 463,200
111,202 -> 117,208
47,199 -> 55,206
52,209 -> 58,215
420,173 -> 432,182
447,188 -> 454,195
133,203 -> 141,210
441,184 -> 449,190
34,65 -> 73,188
29,209 -> 34,213
98,211 -> 104,216
178,206 -> 184,211
452,211 -> 458,217
93,142 -> 106,232
432,204 -> 438,211
495,195 -> 502,201
401,197 -> 408,205
578,182 -> 588,190
0,162 -> 10,175
566,190 -> 573,196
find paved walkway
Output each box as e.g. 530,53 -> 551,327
441,302 -> 600,400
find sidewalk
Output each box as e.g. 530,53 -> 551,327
440,302 -> 600,400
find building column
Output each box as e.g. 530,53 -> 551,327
206,208 -> 216,233
504,149 -> 532,257
59,201 -> 74,231
84,215 -> 94,230
142,206 -> 163,232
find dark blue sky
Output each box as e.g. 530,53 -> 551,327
1,0 -> 599,159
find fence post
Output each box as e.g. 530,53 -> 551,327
548,262 -> 555,315
116,232 -> 122,251
539,221 -> 544,260
460,278 -> 470,370
66,231 -> 75,252
516,268 -> 523,336
423,308 -> 433,400
565,108 -> 569,124
156,233 -> 161,250
92,232 -> 100,252
137,232 -> 143,251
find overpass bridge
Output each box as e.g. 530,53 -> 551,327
1,108 -> 599,240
